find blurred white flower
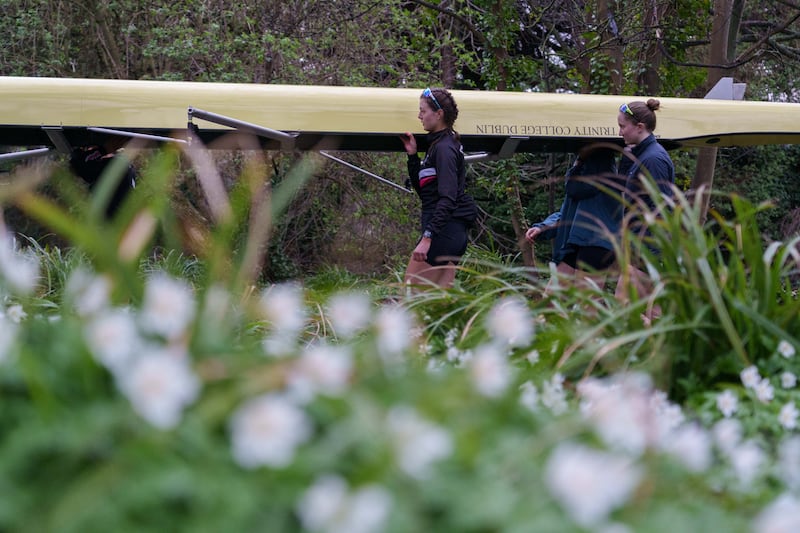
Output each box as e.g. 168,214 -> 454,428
84,308 -> 140,372
596,523 -> 633,533
519,380 -> 539,412
752,493 -> 800,533
259,282 -> 306,335
716,389 -> 738,418
118,348 -> 200,429
0,234 -> 39,295
755,378 -> 775,403
328,292 -> 372,338
262,332 -> 299,358
741,365 -> 761,389
446,345 -> 464,363
66,269 -> 111,317
286,343 -> 353,403
542,373 -> 568,415
781,372 -> 797,389
296,474 -> 392,533
0,315 -> 18,363
139,273 -> 196,339
544,442 -> 642,528
468,343 -> 512,398
374,304 -> 414,357
386,405 -> 453,479
712,418 -> 743,456
230,393 -> 312,469
728,439 -> 765,488
650,391 -> 685,432
526,349 -> 540,365
444,328 -> 458,348
485,296 -> 533,347
778,436 -> 800,492
660,423 -> 712,472
425,358 -> 446,373
777,339 -> 796,359
578,374 -> 667,455
778,402 -> 799,430
418,341 -> 431,355
4,304 -> 26,324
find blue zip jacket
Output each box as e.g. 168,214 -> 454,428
534,148 -> 621,262
624,133 -> 675,210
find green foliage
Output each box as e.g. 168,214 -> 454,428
553,180 -> 800,401
2,151 -> 800,531
711,145 -> 800,239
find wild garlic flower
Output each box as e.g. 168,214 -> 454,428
728,439 -> 765,488
117,347 -> 200,429
778,436 -> 800,492
84,308 -> 140,372
374,304 -> 414,358
716,389 -> 739,418
327,291 -> 371,338
544,442 -> 642,528
0,315 -> 18,364
541,373 -> 568,415
286,343 -> 353,403
712,418 -> 743,457
754,378 -> 775,404
519,381 -> 539,412
778,402 -> 799,430
485,296 -> 533,347
781,372 -> 797,389
258,282 -> 306,336
660,422 -> 712,472
0,234 -> 39,295
230,393 -> 312,469
579,373 -> 681,456
777,339 -> 796,359
3,304 -> 26,324
66,268 -> 111,318
468,343 -> 512,398
386,405 -> 453,479
740,366 -> 761,389
296,474 -> 392,533
752,493 -> 800,533
139,273 -> 196,340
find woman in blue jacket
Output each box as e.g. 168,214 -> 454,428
615,99 -> 675,321
526,146 -> 623,290
400,88 -> 477,290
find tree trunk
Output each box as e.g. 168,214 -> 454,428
92,2 -> 127,79
690,0 -> 736,223
598,0 -> 624,93
639,0 -> 665,94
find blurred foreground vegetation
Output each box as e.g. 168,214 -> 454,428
0,151 -> 798,531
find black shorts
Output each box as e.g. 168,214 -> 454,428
561,245 -> 616,271
421,219 -> 470,266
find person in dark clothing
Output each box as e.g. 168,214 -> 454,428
526,146 -> 622,291
615,99 -> 676,321
400,87 -> 477,290
69,145 -> 136,218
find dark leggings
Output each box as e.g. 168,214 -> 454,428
561,245 -> 616,271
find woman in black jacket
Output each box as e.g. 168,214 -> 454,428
400,87 -> 477,290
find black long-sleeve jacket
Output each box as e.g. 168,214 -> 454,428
407,129 -> 477,236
